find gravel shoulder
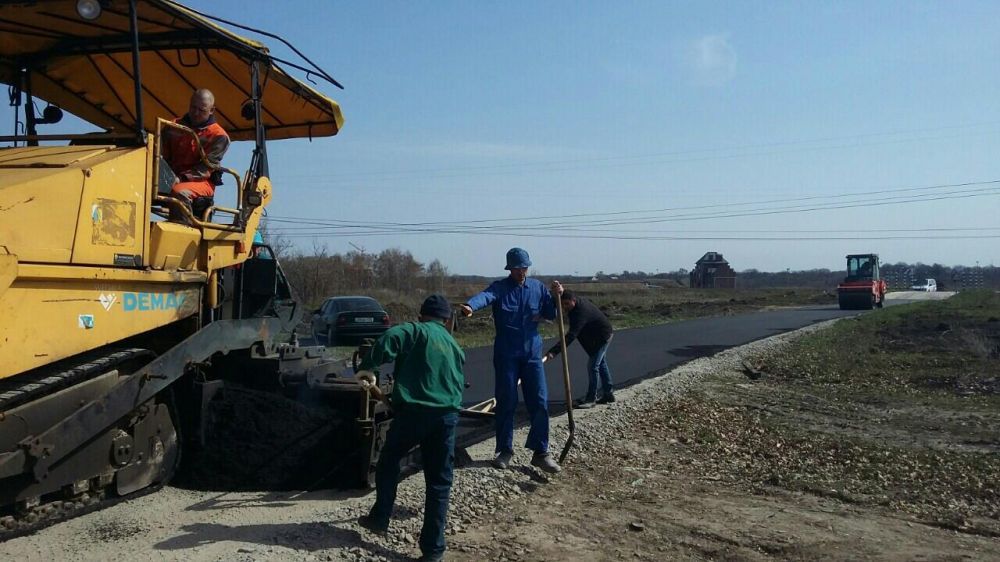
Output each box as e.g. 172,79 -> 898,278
2,315 -> 997,561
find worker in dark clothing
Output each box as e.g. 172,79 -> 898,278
546,285 -> 615,408
355,295 -> 464,562
162,89 -> 230,212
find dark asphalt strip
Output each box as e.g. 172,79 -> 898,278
460,304 -> 862,407
449,304 -> 880,455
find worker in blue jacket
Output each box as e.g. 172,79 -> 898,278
459,248 -> 561,473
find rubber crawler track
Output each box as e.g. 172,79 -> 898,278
0,348 -> 155,412
0,349 -> 164,542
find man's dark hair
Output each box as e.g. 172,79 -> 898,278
561,290 -> 575,302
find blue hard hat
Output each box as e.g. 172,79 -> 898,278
252,231 -> 264,245
505,247 -> 532,270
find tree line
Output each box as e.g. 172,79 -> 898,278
591,264 -> 999,290
276,246 -> 450,307
261,230 -> 999,304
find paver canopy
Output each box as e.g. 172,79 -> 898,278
0,0 -> 343,141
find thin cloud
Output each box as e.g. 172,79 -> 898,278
686,33 -> 737,86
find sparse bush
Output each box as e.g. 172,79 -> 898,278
960,329 -> 1000,360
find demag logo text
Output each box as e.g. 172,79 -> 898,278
122,292 -> 186,312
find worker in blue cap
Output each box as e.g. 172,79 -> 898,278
459,248 -> 561,473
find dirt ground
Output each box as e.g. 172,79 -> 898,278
445,318 -> 1000,562
1,309 -> 997,561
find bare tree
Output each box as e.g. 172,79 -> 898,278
375,248 -> 424,292
426,259 -> 448,292
257,220 -> 294,259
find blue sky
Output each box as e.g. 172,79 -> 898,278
20,1 -> 1000,275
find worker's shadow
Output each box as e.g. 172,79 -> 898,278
515,466 -> 549,487
453,449 -> 493,470
183,489 -> 369,513
153,522 -> 407,559
667,344 -> 730,359
326,504 -> 420,525
453,448 -> 552,488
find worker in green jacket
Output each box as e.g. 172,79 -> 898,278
355,294 -> 464,562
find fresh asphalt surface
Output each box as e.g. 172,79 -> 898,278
317,294 -> 943,449
444,301 -> 865,451
460,304 -> 860,408
459,293 -> 942,408
448,296 -> 942,451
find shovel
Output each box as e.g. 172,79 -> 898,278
555,294 -> 575,464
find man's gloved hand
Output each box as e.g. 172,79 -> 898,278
355,370 -> 376,389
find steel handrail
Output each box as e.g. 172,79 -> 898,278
156,119 -> 245,219
152,195 -> 242,232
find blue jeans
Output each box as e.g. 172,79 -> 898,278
493,354 -> 549,454
584,338 -> 614,402
372,409 -> 458,558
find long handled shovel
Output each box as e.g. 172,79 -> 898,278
556,295 -> 575,464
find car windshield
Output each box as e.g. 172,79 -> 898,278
335,298 -> 382,312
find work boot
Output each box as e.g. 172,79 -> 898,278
419,552 -> 445,562
530,452 -> 561,474
573,397 -> 596,409
596,394 -> 616,405
492,451 -> 513,469
357,513 -> 388,535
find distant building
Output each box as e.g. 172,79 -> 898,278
690,251 -> 736,288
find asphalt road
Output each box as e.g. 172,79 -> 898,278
458,292 -> 956,408
459,304 -> 861,407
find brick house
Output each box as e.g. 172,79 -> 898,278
690,251 -> 736,288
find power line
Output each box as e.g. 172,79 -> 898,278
272,230 -> 1000,241
263,184 -> 1000,237
268,223 -> 1000,234
276,120 -> 1000,182
266,178 -> 1000,229
267,189 -> 1000,236
523,186 -> 1000,230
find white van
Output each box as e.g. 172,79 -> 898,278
911,279 -> 937,292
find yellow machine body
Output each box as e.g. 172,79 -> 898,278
0,3 -> 374,532
0,137 -> 273,378
0,0 -> 344,381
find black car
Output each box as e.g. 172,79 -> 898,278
311,296 -> 391,346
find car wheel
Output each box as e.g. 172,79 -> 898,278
326,327 -> 337,347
